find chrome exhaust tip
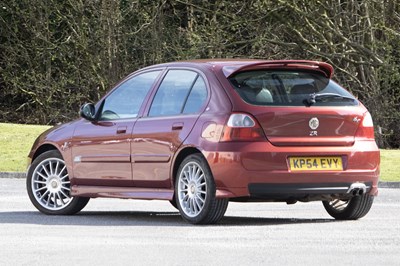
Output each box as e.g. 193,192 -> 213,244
347,183 -> 367,196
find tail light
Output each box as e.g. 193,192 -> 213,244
355,112 -> 375,140
219,113 -> 266,142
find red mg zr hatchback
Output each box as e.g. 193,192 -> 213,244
26,60 -> 380,224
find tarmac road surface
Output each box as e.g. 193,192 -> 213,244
1,178 -> 399,266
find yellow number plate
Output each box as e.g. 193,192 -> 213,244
288,157 -> 343,171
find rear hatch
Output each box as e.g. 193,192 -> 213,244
254,106 -> 364,146
226,62 -> 363,146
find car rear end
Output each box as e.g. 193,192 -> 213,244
206,61 -> 379,211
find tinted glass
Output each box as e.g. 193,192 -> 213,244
149,70 -> 198,116
229,70 -> 358,106
100,71 -> 160,120
182,77 -> 207,114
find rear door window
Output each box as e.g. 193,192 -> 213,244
229,70 -> 358,106
149,70 -> 208,116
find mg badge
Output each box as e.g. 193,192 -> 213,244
309,117 -> 319,130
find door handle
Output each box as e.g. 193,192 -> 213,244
116,126 -> 127,134
172,122 -> 184,131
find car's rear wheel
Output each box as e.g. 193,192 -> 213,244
27,150 -> 89,215
322,194 -> 374,220
175,154 -> 228,224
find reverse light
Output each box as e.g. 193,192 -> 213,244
227,114 -> 256,127
355,112 -> 375,140
220,113 -> 266,142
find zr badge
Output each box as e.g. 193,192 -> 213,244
309,118 -> 319,136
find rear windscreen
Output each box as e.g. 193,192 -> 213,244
228,70 -> 359,106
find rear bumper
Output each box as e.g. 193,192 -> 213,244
247,182 -> 373,202
203,139 -> 379,200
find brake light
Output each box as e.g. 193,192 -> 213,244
220,113 -> 266,142
355,112 -> 375,139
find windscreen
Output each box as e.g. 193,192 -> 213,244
229,70 -> 359,106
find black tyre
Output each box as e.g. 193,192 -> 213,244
175,154 -> 228,224
27,150 -> 89,215
323,195 -> 374,220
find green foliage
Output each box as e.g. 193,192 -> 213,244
0,0 -> 399,147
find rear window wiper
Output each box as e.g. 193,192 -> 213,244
305,93 -> 356,106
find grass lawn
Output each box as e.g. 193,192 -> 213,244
379,149 -> 400,182
0,123 -> 51,172
0,123 -> 399,182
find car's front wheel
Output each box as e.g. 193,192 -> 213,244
322,194 -> 374,220
27,150 -> 89,215
175,154 -> 228,224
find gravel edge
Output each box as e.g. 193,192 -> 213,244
1,172 -> 399,188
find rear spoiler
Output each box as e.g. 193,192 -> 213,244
223,60 -> 334,78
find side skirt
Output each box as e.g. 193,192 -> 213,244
71,185 -> 174,200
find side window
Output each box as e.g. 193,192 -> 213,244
100,71 -> 161,120
182,77 -> 207,114
149,70 -> 207,117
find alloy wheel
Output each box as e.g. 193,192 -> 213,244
177,161 -> 207,217
326,199 -> 350,211
31,157 -> 73,211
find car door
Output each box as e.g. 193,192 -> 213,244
131,69 -> 209,188
71,70 -> 162,187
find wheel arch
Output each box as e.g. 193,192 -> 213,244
32,144 -> 60,162
171,146 -> 204,188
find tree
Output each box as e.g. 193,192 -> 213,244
0,0 -> 399,147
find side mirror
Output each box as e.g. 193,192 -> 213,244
80,103 -> 96,121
